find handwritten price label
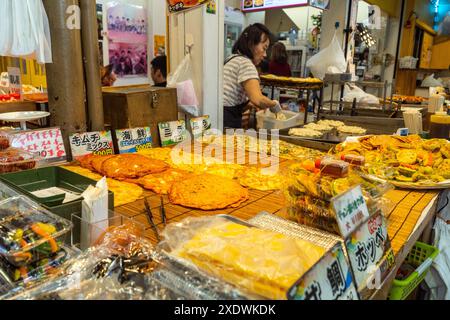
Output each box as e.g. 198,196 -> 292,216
10,128 -> 67,163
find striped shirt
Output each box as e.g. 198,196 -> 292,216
223,55 -> 259,107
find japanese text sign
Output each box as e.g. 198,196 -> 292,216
168,0 -> 208,13
7,67 -> 22,98
289,243 -> 359,300
116,127 -> 153,154
190,115 -> 211,139
158,120 -> 187,147
345,211 -> 395,299
10,128 -> 67,163
331,185 -> 370,238
69,131 -> 114,160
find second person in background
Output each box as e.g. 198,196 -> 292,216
269,42 -> 292,77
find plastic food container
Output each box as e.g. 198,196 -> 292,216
256,110 -> 301,130
0,181 -> 19,202
0,131 -> 10,151
0,148 -> 39,174
0,196 -> 73,267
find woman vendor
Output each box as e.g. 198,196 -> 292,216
223,23 -> 281,129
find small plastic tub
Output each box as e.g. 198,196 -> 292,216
0,148 -> 40,174
0,196 -> 73,267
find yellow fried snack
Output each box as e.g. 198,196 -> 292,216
106,178 -> 144,206
138,147 -> 174,163
62,166 -> 143,206
169,174 -> 249,210
102,154 -> 169,180
172,220 -> 326,300
238,167 -> 283,191
138,169 -> 192,195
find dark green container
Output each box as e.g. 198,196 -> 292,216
0,167 -> 115,245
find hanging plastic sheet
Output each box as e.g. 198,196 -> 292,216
1,0 -> 52,64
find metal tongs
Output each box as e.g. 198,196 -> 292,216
143,198 -> 160,242
160,196 -> 167,227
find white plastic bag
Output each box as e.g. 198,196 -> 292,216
422,74 -> 444,87
3,0 -> 52,64
0,0 -> 13,56
167,53 -> 200,117
306,32 -> 347,80
343,84 -> 379,105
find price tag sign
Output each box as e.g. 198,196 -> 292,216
116,127 -> 153,154
7,67 -> 22,99
190,115 -> 211,139
345,211 -> 395,299
69,131 -> 114,160
10,128 -> 67,163
288,243 -> 359,300
331,185 -> 370,238
158,120 -> 187,147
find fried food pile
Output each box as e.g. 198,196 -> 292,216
169,174 -> 249,210
170,218 -> 326,300
333,135 -> 450,186
283,158 -> 390,234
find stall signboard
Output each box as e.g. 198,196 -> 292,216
344,211 -> 395,299
168,0 -> 209,13
7,67 -> 22,99
190,115 -> 211,139
288,242 -> 359,300
158,120 -> 188,147
116,127 -> 153,154
331,185 -> 370,239
10,128 -> 67,164
69,131 -> 115,160
242,0 -> 308,12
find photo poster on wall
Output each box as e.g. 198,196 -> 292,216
154,35 -> 166,56
107,3 -> 148,78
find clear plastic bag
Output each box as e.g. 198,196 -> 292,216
0,0 -> 13,57
167,53 -> 200,117
306,32 -> 347,80
6,0 -> 52,64
159,216 -> 327,300
282,158 -> 394,236
343,84 -> 379,105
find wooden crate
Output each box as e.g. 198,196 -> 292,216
102,86 -> 178,147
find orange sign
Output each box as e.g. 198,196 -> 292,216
168,0 -> 208,13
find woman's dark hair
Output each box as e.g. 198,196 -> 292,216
271,42 -> 288,64
232,23 -> 273,60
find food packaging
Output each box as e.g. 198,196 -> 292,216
80,178 -> 109,250
0,196 -> 72,268
282,159 -> 393,235
0,148 -> 39,174
256,109 -> 301,130
0,131 -> 11,151
159,216 -> 327,300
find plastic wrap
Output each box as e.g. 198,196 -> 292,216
159,216 -> 327,300
0,131 -> 11,151
0,181 -> 19,201
282,158 -> 393,235
10,223 -> 250,300
0,196 -> 72,267
0,148 -> 39,174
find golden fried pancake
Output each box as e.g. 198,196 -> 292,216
169,174 -> 249,210
91,155 -> 115,175
102,154 -> 169,180
238,167 -> 283,191
138,169 -> 192,194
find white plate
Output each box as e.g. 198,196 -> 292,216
0,111 -> 50,122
